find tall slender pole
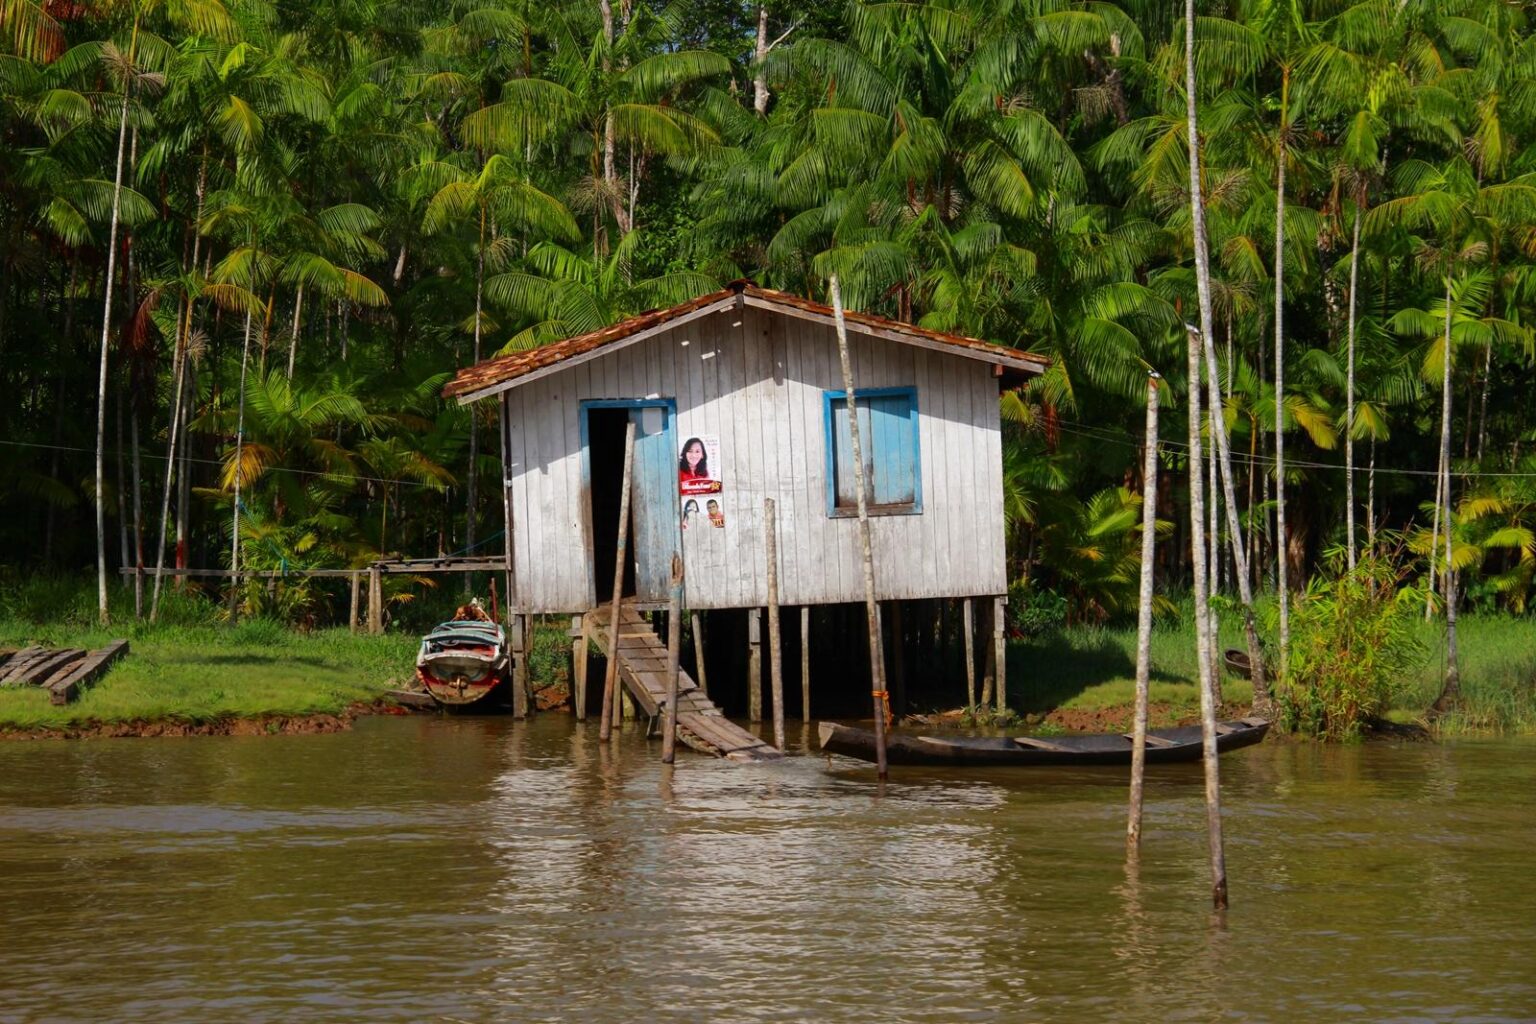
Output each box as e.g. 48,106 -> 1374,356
1127,374 -> 1160,852
1184,4 -> 1229,909
599,421 -> 637,743
829,275 -> 888,780
765,498 -> 785,750
662,554 -> 684,763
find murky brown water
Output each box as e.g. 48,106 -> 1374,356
1,717 -> 1532,1023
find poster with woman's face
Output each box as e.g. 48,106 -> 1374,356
678,435 -> 722,496
678,435 -> 724,527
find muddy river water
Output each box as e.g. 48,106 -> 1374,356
1,716 -> 1532,1023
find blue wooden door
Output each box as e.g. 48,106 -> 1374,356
627,403 -> 677,601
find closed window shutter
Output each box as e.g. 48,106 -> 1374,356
830,391 -> 917,511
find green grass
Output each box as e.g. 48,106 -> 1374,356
0,619 -> 420,731
1009,610 -> 1536,735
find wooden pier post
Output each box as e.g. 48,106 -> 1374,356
980,598 -> 995,706
993,595 -> 1006,713
599,421 -> 637,743
349,571 -> 360,633
367,566 -> 383,635
888,601 -> 905,719
963,598 -> 976,708
572,614 -> 589,721
800,606 -> 811,724
765,499 -> 785,750
829,274 -> 889,780
511,613 -> 530,719
747,609 -> 762,724
690,611 -> 708,696
662,555 -> 684,764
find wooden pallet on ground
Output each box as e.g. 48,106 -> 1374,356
0,641 -> 130,704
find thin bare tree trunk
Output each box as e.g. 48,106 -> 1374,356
1272,67 -> 1291,684
1202,322 -> 1273,717
1432,276 -> 1461,712
286,282 -> 304,379
1184,3 -> 1229,909
465,208 -> 485,587
1475,336 -> 1492,464
95,35 -> 138,624
230,302 -> 255,622
753,6 -> 771,115
1426,276 -> 1451,620
1367,436 -> 1376,549
1345,203 -> 1361,569
1127,374 -> 1160,852
130,401 -> 144,619
152,155 -> 205,620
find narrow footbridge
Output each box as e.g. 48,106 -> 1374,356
586,602 -> 782,762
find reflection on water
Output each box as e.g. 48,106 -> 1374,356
1,718 -> 1533,1023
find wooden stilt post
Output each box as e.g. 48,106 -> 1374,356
963,598 -> 976,709
690,611 -> 708,696
747,609 -> 762,724
888,601 -> 905,719
349,571 -> 360,633
829,275 -> 889,780
662,555 -> 684,764
511,613 -> 530,719
573,614 -> 589,721
993,595 -> 1006,713
765,499 -> 785,750
367,565 -> 383,635
599,421 -> 637,743
980,598 -> 995,707
800,606 -> 811,724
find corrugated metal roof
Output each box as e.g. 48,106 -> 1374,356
442,281 -> 1048,401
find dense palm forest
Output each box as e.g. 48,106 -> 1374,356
1,0 -> 1533,631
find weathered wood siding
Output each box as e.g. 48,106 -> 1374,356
500,304 -> 1007,613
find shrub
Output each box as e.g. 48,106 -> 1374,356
1282,555 -> 1428,740
1006,581 -> 1067,638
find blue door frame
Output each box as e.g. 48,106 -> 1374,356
580,399 -> 679,604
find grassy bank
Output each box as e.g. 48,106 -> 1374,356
1010,611 -> 1536,735
0,619 -> 419,731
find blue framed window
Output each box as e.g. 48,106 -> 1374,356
823,386 -> 922,517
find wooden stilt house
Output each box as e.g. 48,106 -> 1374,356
444,281 -> 1045,721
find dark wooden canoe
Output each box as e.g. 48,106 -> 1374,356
817,717 -> 1271,767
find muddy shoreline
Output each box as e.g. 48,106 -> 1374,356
0,700 -> 420,741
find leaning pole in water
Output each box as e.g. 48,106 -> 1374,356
828,275 -> 889,781
1127,372 -> 1160,852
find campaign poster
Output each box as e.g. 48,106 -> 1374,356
679,434 -> 724,528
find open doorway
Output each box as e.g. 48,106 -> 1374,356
587,406 -> 637,601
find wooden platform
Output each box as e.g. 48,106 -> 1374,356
0,640 -> 129,704
586,603 -> 782,762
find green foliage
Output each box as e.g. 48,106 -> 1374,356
1282,555 -> 1429,740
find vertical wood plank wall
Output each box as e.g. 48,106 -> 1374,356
499,304 -> 1007,612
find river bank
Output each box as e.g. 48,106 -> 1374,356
0,612 -> 1530,739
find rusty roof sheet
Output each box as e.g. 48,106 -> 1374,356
443,281 -> 1047,400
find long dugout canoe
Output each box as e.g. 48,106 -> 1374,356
818,717 -> 1271,767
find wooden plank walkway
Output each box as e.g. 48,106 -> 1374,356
586,603 -> 782,762
0,640 -> 130,704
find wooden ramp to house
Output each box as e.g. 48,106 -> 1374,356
586,603 -> 782,762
